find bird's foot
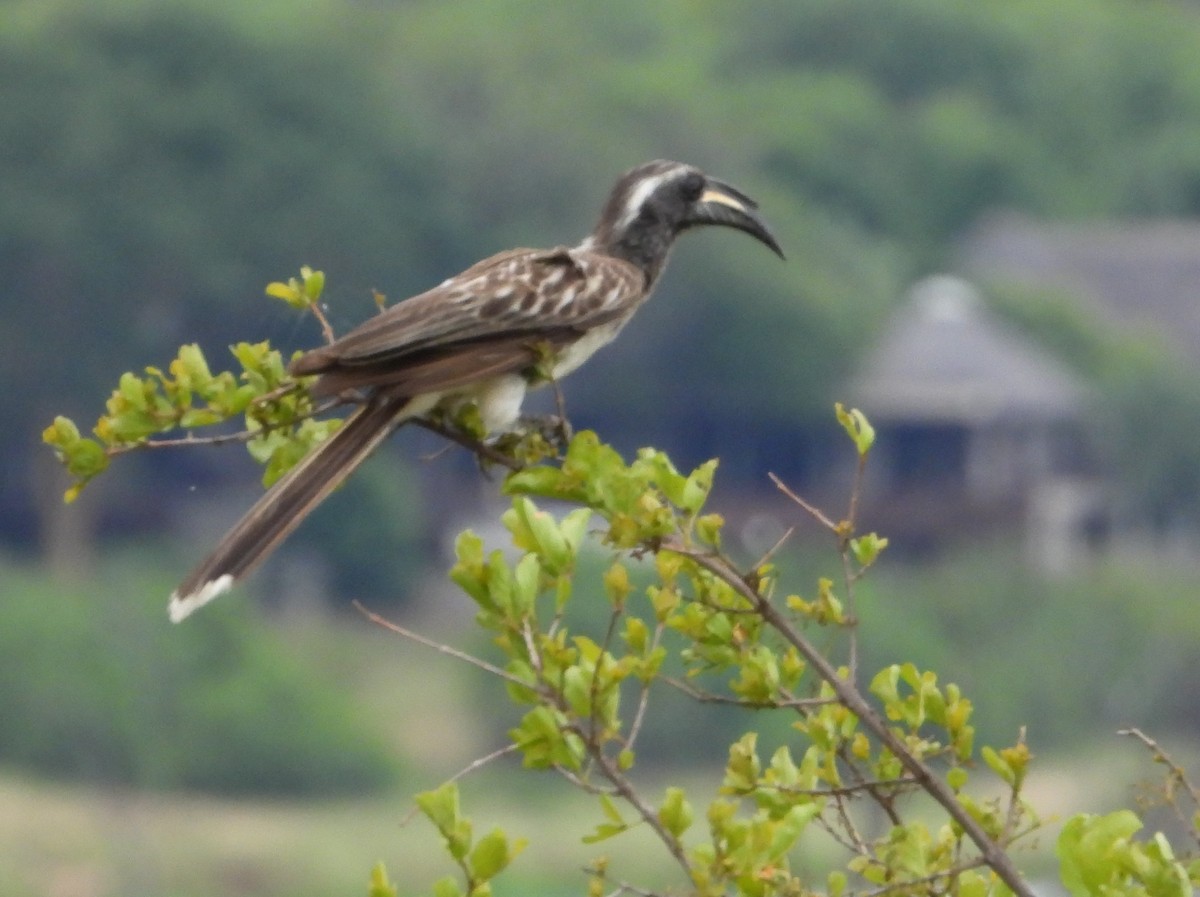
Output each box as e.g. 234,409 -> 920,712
517,413 -> 574,456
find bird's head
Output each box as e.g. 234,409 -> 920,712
584,160 -> 783,281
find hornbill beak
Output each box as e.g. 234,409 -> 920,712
685,177 -> 785,259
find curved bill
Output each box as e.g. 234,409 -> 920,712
685,177 -> 785,259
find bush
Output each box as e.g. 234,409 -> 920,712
0,553 -> 398,796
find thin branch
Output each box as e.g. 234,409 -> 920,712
834,740 -> 902,827
586,737 -> 695,885
750,524 -> 796,572
106,393 -> 342,456
660,675 -> 835,710
661,538 -> 1036,897
550,377 -> 573,443
1119,726 -> 1200,851
580,868 -> 660,897
552,764 -> 618,797
859,856 -> 990,897
398,744 -> 520,827
752,775 -> 917,801
309,301 -> 337,345
769,471 -> 839,532
352,600 -> 528,687
845,451 -> 868,541
841,452 -> 871,677
622,621 -> 667,751
412,418 -> 523,471
1001,727 -> 1028,844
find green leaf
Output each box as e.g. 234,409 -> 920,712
947,766 -> 968,791
680,459 -> 718,513
431,876 -> 463,897
450,531 -> 491,607
179,408 -> 222,429
599,793 -> 624,825
509,706 -> 582,771
723,733 -> 761,793
658,786 -> 694,838
695,512 -> 724,547
42,415 -> 80,447
827,870 -> 847,897
1058,811 -> 1143,897
367,862 -> 398,897
604,562 -> 633,609
581,822 -> 628,844
981,746 -> 1014,786
301,265 -> 326,300
622,616 -> 648,654
511,552 -> 541,616
118,371 -> 148,410
562,665 -> 592,718
559,507 -> 593,552
834,402 -> 875,456
416,782 -> 462,837
511,497 -> 571,572
468,829 -> 521,881
176,343 -> 213,386
849,532 -> 888,567
504,464 -> 565,497
767,802 -> 821,861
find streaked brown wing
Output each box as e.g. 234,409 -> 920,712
305,330 -> 583,397
292,246 -> 643,396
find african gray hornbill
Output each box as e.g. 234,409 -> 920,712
169,159 -> 783,621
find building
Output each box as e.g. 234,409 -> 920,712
849,275 -> 1104,571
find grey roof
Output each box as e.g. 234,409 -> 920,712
851,276 -> 1086,424
960,213 -> 1200,362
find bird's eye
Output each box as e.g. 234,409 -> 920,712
679,172 -> 705,201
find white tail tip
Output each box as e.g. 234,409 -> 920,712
168,574 -> 235,623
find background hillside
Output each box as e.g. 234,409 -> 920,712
6,1 -> 1200,893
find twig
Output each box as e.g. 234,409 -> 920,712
585,735 -> 695,885
753,775 -> 917,800
552,764 -> 618,796
105,394 -> 342,456
1119,726 -> 1200,851
769,471 -> 839,531
309,301 -> 337,345
661,675 -> 835,710
859,856 -> 989,896
622,621 -> 666,751
399,744 -> 520,827
580,867 -> 659,897
661,539 -> 1036,897
750,524 -> 796,572
413,418 -> 523,471
841,452 -> 871,677
352,600 -> 528,687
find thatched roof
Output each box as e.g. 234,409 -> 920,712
960,213 -> 1200,362
851,276 -> 1086,424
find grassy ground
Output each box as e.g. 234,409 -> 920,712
4,556 -> 1195,896
0,741 -> 1156,897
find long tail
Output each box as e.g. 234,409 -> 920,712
168,396 -> 409,622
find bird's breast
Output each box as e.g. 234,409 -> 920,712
550,318 -> 629,380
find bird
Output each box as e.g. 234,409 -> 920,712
168,159 -> 783,622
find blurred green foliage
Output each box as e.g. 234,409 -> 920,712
14,0 -> 1200,547
0,554 -> 399,795
856,545 -> 1200,749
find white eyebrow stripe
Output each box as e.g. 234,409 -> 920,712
615,171 -> 672,231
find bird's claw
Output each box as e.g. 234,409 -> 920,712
518,413 -> 573,455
